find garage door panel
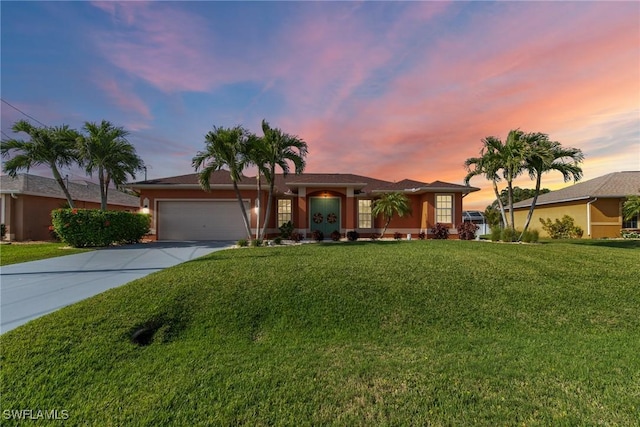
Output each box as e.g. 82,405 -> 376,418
158,201 -> 248,240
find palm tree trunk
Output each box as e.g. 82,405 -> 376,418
51,164 -> 75,208
380,218 -> 391,238
260,166 -> 276,240
99,167 -> 108,211
233,181 -> 253,241
507,178 -> 515,231
492,179 -> 508,228
519,173 -> 542,240
255,174 -> 262,240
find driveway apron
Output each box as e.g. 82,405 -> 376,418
0,241 -> 232,334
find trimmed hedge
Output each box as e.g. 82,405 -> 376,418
51,209 -> 150,248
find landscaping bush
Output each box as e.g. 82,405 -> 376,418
430,223 -> 449,239
457,222 -> 479,240
346,230 -> 359,241
330,230 -> 341,241
393,231 -> 402,240
490,227 -> 502,242
312,230 -> 324,241
540,215 -> 583,239
418,231 -> 426,240
1,223 -> 5,239
251,239 -> 263,247
500,227 -> 519,242
521,229 -> 540,243
290,231 -> 303,243
237,239 -> 248,247
278,221 -> 294,239
621,230 -> 640,239
273,236 -> 283,245
51,209 -> 150,247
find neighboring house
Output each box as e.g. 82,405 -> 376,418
0,173 -> 139,241
511,171 -> 640,238
128,171 -> 479,241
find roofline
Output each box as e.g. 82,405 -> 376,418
511,195 -> 592,209
371,186 -> 480,194
127,183 -> 255,190
285,182 -> 370,188
0,189 -> 139,207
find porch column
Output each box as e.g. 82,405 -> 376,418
297,187 -> 307,234
345,187 -> 355,230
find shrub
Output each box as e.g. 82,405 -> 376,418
346,230 -> 359,241
457,222 -> 479,240
393,231 -> 402,240
290,231 -> 303,243
237,239 -> 248,247
273,236 -> 283,245
621,229 -> 640,239
251,239 -> 263,247
418,231 -> 426,240
539,215 -> 583,239
500,227 -> 519,242
330,230 -> 341,241
312,230 -> 324,242
490,227 -> 502,242
51,209 -> 150,247
278,221 -> 294,239
1,223 -> 5,239
521,229 -> 540,243
431,223 -> 449,240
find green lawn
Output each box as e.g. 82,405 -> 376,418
0,242 -> 93,266
1,241 -> 638,426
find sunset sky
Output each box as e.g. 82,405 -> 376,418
1,1 -> 638,210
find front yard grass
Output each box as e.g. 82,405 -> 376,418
0,242 -> 93,266
1,240 -> 638,425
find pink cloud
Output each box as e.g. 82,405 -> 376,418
96,77 -> 153,123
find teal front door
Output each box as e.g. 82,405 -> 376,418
309,197 -> 341,237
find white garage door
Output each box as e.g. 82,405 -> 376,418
157,201 -> 249,240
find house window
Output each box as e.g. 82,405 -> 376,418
622,213 -> 639,229
277,199 -> 292,226
358,199 -> 372,228
435,194 -> 453,223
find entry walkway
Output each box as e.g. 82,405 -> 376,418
0,241 -> 232,334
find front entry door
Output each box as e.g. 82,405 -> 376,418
310,197 -> 340,237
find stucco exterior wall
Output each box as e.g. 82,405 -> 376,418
513,198 -> 624,239
3,194 -> 132,241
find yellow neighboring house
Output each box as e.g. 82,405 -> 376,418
511,171 -> 640,239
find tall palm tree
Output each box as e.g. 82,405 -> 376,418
257,119 -> 308,239
1,120 -> 80,208
502,129 -> 528,230
192,125 -> 253,241
79,120 -> 144,210
464,136 -> 509,228
245,133 -> 270,240
371,192 -> 412,237
519,134 -> 583,239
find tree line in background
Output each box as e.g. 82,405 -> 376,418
464,129 -> 584,242
0,119 -> 144,210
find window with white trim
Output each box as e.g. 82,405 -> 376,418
435,194 -> 453,223
358,199 -> 372,228
277,199 -> 292,226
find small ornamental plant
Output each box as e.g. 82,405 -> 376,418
330,230 -> 341,241
431,223 -> 449,240
457,222 -> 479,240
312,230 -> 324,242
346,230 -> 359,241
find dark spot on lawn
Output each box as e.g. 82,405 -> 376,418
131,320 -> 162,346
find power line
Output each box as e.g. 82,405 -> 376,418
1,98 -> 48,127
1,130 -> 12,139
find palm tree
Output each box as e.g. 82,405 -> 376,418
519,134 -> 583,239
623,195 -> 640,221
1,120 -> 80,208
464,136 -> 509,228
192,125 -> 253,241
502,129 -> 528,230
79,120 -> 144,210
371,192 -> 412,237
257,120 -> 308,239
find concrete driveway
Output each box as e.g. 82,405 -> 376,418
0,241 -> 233,334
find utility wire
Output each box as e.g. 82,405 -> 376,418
1,98 -> 48,127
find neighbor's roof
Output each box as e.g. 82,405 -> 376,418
512,171 -> 640,209
131,172 -> 479,195
0,173 -> 139,207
